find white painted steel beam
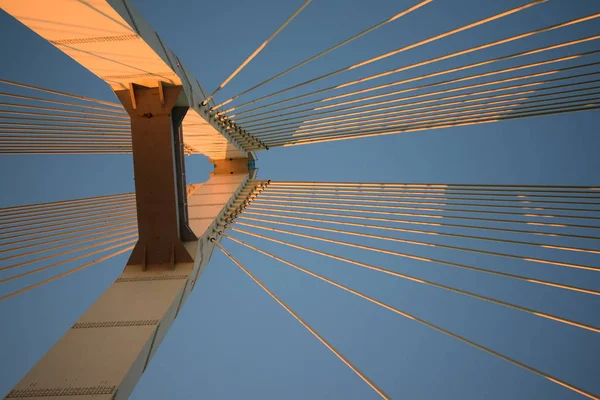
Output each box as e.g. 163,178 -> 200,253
0,0 -> 253,159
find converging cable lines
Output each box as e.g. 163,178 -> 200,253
219,232 -> 600,399
212,0 -> 432,110
237,40 -> 600,125
214,181 -> 600,399
252,78 -> 600,137
222,181 -> 600,294
257,91 -> 600,141
239,61 -> 600,130
214,240 -> 391,400
204,0 -> 313,105
0,80 -> 131,154
224,0 -> 548,113
0,194 -> 137,300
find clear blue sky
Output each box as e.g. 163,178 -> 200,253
1,0 -> 599,398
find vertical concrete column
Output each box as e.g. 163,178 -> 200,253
115,83 -> 193,268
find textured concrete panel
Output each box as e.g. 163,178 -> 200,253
8,326 -> 156,397
78,280 -> 187,323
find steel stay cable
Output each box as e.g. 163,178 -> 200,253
242,65 -> 600,132
0,137 -> 131,145
258,186 -> 600,200
257,181 -> 598,197
0,144 -> 133,150
0,109 -> 129,123
251,197 -> 600,225
0,143 -> 130,151
0,220 -> 138,255
0,116 -> 130,127
0,243 -> 135,302
0,224 -> 137,262
0,131 -> 131,138
1,147 -> 132,152
0,137 -> 132,143
0,92 -> 126,114
265,184 -> 600,197
0,137 -> 130,144
256,191 -> 600,211
321,34 -> 600,106
241,209 -> 600,255
0,200 -> 134,222
0,102 -> 130,119
0,209 -> 136,236
241,47 -> 600,131
230,222 -> 600,295
253,99 -> 599,148
0,202 -> 135,224
0,216 -> 137,247
256,189 -> 596,223
0,123 -> 130,132
0,197 -> 136,223
204,0 -> 313,104
271,181 -> 600,189
0,138 -> 131,146
244,203 -> 600,240
0,238 -> 138,286
263,87 -> 600,137
0,143 -> 131,150
247,204 -> 600,241
222,232 -> 600,400
213,240 -> 390,400
0,210 -> 137,237
258,93 -> 600,140
0,141 -> 131,148
0,232 -> 139,272
0,152 -> 131,155
0,150 -> 132,155
265,104 -> 600,147
0,135 -> 131,141
0,79 -> 123,109
227,0 -> 548,112
0,139 -> 131,147
265,186 -> 600,198
2,145 -> 130,151
236,215 -> 600,273
214,0 -> 432,110
261,189 -> 600,206
262,98 -> 600,144
238,48 -> 600,125
1,204 -> 136,231
258,190 -> 600,205
225,232 -> 600,334
0,133 -> 131,140
0,128 -> 130,136
247,73 -> 600,133
233,29 -> 600,120
0,192 -> 134,214
257,192 -> 600,216
262,102 -> 598,143
255,84 -> 600,136
0,142 -> 132,148
267,100 -> 600,143
1,124 -> 129,135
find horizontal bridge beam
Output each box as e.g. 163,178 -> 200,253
0,0 -> 260,159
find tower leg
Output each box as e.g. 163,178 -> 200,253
4,174 -> 250,400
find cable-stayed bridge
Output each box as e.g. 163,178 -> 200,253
0,0 -> 599,398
